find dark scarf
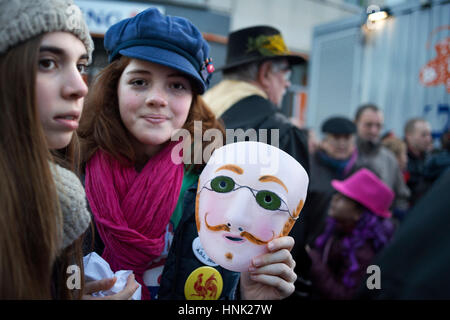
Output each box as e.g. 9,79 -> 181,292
317,149 -> 358,178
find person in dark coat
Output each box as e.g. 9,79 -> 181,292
357,168 -> 450,299
404,118 -> 433,206
424,128 -> 450,181
307,168 -> 395,300
303,116 -> 358,245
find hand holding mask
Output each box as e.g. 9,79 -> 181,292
195,141 -> 309,272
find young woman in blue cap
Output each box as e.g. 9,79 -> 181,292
79,8 -> 297,300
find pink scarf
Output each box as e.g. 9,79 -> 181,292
85,142 -> 184,300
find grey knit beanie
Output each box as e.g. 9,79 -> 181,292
0,0 -> 94,62
50,163 -> 91,250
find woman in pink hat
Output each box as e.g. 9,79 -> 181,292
306,168 -> 396,299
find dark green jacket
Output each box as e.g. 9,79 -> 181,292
158,179 -> 240,299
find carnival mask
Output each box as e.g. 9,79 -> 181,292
195,141 -> 308,272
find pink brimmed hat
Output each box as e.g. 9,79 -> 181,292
331,168 -> 394,218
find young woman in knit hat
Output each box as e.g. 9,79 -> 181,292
306,168 -> 396,299
0,0 -> 137,299
79,8 -> 297,300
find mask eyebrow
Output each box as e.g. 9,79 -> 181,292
215,164 -> 244,175
259,175 -> 288,193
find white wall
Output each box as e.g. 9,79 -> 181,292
306,0 -> 450,139
206,0 -> 359,54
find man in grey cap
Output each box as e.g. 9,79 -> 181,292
354,104 -> 410,215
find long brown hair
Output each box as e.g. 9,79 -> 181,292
51,135 -> 82,175
51,237 -> 85,300
0,35 -> 86,300
0,36 -> 62,299
79,56 -> 225,172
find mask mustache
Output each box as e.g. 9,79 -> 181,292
204,213 -> 230,232
240,231 -> 270,245
204,213 -> 272,245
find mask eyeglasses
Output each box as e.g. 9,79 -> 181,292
198,175 -> 298,220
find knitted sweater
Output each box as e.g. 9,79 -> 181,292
50,163 -> 91,250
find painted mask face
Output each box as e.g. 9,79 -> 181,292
195,141 -> 308,272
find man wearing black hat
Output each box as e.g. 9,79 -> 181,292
302,116 -> 359,245
202,25 -> 309,173
203,25 -> 310,300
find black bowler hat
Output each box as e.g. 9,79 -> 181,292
218,25 -> 306,71
322,116 -> 356,135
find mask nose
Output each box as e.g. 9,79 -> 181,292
223,188 -> 254,233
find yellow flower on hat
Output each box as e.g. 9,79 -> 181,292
247,34 -> 289,56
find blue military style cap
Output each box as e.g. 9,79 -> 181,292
104,8 -> 214,94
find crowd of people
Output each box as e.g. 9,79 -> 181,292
1,0 -> 449,300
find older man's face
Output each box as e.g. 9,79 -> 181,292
321,133 -> 355,160
264,59 -> 292,107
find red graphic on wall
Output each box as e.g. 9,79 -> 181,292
419,26 -> 450,93
191,273 -> 218,299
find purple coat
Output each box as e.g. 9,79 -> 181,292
308,234 -> 376,300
